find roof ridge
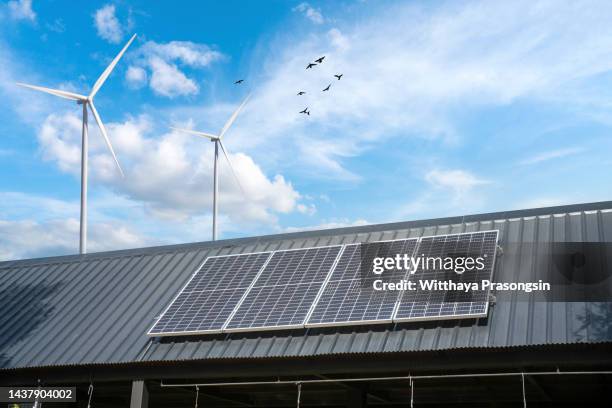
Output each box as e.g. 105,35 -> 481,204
2,200 -> 611,267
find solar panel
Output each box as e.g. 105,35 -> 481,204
306,239 -> 419,327
224,245 -> 343,332
148,231 -> 499,337
393,230 -> 499,322
148,252 -> 272,336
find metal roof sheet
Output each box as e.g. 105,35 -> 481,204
1,201 -> 612,370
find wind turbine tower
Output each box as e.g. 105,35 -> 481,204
171,95 -> 250,240
18,34 -> 137,254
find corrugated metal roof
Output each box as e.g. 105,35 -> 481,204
1,201 -> 612,370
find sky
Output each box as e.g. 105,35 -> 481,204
1,0 -> 612,260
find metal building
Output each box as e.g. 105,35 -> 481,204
1,201 -> 611,407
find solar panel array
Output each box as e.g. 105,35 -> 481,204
149,231 -> 499,337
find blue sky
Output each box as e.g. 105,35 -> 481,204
1,0 -> 612,260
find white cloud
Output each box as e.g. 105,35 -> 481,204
327,28 -> 349,51
297,203 -> 316,215
0,218 -> 147,261
127,41 -> 224,97
34,112 -> 305,228
148,56 -> 198,97
520,147 -> 585,165
0,191 -> 78,220
0,191 -> 153,261
514,197 -> 573,210
424,169 -> 489,200
394,169 -> 490,220
296,138 -> 362,181
140,41 -> 224,67
37,113 -> 82,174
46,18 -> 65,33
125,65 -> 147,88
283,218 -> 369,233
293,2 -> 324,24
7,0 -> 35,21
93,4 -> 124,43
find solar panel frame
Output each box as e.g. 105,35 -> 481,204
305,238 -> 420,328
147,250 -> 273,337
392,230 -> 499,324
223,244 -> 344,333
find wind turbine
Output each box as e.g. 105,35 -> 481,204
17,34 -> 137,255
171,95 -> 250,241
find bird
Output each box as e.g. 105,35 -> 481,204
334,74 -> 343,80
306,63 -> 317,69
234,79 -> 244,84
315,56 -> 325,63
300,107 -> 310,115
297,91 -> 306,95
322,84 -> 331,92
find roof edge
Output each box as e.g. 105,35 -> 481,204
2,341 -> 611,373
2,200 -> 612,268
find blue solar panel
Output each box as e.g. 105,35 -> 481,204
148,252 -> 271,336
393,230 -> 499,322
306,239 -> 419,327
148,231 -> 498,337
224,245 -> 342,331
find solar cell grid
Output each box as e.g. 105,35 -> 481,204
148,252 -> 271,335
151,288 -> 245,334
393,230 -> 498,322
253,246 -> 341,287
306,238 -> 419,327
225,283 -> 323,329
225,245 -> 342,331
307,278 -> 400,325
186,253 -> 269,291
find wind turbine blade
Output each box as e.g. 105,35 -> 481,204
219,94 -> 251,139
218,140 -> 245,196
89,34 -> 137,99
170,127 -> 218,140
16,83 -> 86,101
89,102 -> 125,178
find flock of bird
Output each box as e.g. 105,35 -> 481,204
299,55 -> 343,116
232,55 -> 343,116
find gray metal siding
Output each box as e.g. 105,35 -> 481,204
1,203 -> 612,370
